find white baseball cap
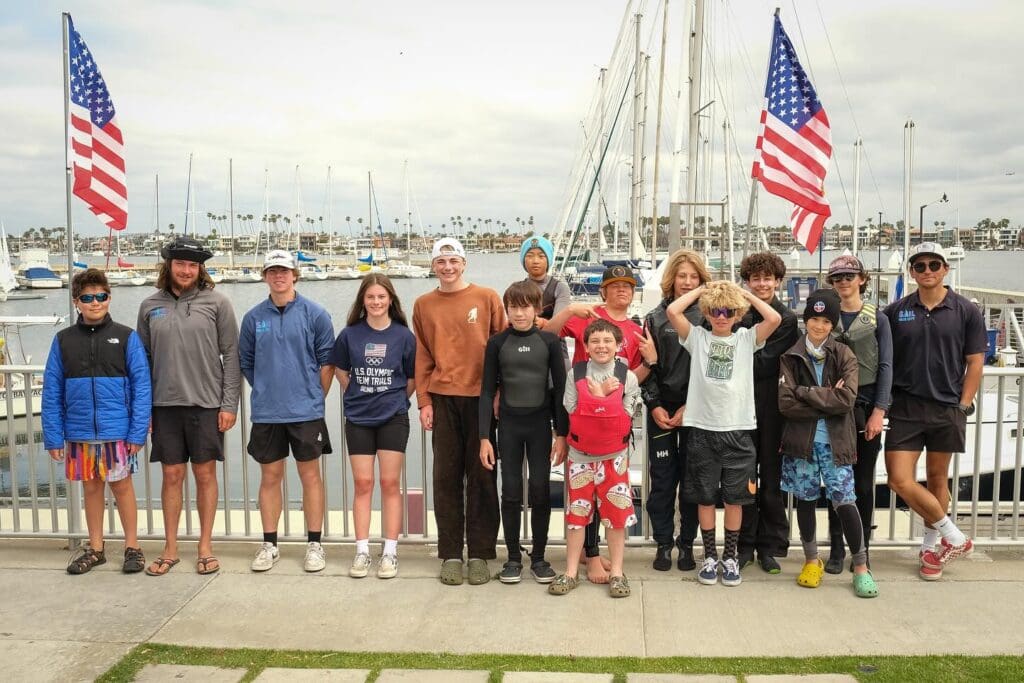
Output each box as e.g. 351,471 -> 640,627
431,237 -> 466,261
262,249 -> 296,272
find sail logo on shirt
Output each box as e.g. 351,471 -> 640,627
254,320 -> 270,335
467,307 -> 478,324
897,309 -> 916,323
518,345 -> 531,353
364,342 -> 387,366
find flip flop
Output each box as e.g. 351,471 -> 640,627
145,557 -> 180,577
196,556 -> 220,575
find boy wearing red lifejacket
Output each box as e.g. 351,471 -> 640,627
549,319 -> 641,599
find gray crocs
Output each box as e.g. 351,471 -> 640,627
467,558 -> 490,585
609,575 -> 631,598
440,559 -> 463,586
548,573 -> 578,595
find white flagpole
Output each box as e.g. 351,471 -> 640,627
61,12 -> 75,323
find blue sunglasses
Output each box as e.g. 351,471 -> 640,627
77,293 -> 110,303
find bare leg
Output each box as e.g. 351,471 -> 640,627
295,459 -> 324,533
925,451 -> 954,519
886,450 -> 947,524
349,455 -> 375,541
258,460 -> 285,533
157,464 -> 186,561
607,528 -> 626,578
564,527 -> 585,578
108,478 -> 139,548
192,461 -> 219,562
378,451 -> 404,540
83,479 -> 106,549
723,503 -> 742,530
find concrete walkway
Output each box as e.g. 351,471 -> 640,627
3,539 -> 1023,681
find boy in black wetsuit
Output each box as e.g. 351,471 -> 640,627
480,281 -> 569,584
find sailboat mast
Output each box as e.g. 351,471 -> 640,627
852,138 -> 862,257
326,165 -> 333,261
183,152 -> 193,235
629,13 -> 643,261
367,171 -> 373,258
228,158 -> 235,268
685,0 -> 706,245
403,161 -> 411,264
649,0 -> 670,261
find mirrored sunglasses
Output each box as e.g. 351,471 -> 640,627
710,307 -> 737,319
911,260 -> 943,273
829,272 -> 857,283
77,293 -> 110,303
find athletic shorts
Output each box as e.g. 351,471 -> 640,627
565,454 -> 637,530
66,441 -> 136,483
683,428 -> 757,506
344,412 -> 411,455
248,418 -> 333,464
781,442 -> 855,504
886,391 -> 967,453
150,406 -> 224,465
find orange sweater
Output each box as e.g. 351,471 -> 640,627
412,283 -> 507,408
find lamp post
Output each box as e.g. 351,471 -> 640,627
919,193 -> 948,243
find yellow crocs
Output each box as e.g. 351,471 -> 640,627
797,559 -> 825,588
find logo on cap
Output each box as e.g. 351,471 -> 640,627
531,238 -> 539,247
813,301 -> 826,313
613,266 -> 625,277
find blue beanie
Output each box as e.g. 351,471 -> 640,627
519,235 -> 554,271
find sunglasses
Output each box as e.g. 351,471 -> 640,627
911,260 -> 944,273
77,293 -> 110,303
710,307 -> 737,319
828,273 -> 857,283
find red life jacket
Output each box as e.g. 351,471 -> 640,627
567,360 -> 632,456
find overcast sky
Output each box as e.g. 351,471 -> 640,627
2,0 -> 1022,239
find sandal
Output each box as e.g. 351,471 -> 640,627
145,557 -> 180,576
797,559 -> 824,588
853,571 -> 879,599
548,573 -> 578,596
608,575 -> 631,598
122,547 -> 146,574
67,546 -> 106,575
196,556 -> 220,575
440,559 -> 464,586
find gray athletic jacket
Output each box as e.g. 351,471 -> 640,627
136,285 -> 241,413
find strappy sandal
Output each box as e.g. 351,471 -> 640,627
145,557 -> 180,576
608,575 -> 631,598
122,547 -> 146,574
797,559 -> 824,588
196,556 -> 220,575
67,546 -> 106,575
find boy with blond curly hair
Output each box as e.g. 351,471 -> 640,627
666,281 -> 781,587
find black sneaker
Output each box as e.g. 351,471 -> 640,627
758,554 -> 782,574
737,548 -> 755,569
530,560 -> 556,584
677,544 -> 696,571
499,561 -> 523,584
653,544 -> 673,571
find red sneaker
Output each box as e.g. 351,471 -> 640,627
919,548 -> 942,570
937,537 -> 973,566
919,562 -> 942,581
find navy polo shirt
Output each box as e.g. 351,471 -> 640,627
884,287 -> 987,406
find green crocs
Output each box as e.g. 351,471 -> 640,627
467,558 -> 490,585
853,570 -> 879,598
440,559 -> 464,586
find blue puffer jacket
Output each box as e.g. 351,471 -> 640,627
42,315 -> 152,450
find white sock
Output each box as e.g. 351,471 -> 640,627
383,539 -> 398,556
934,516 -> 966,546
921,528 -> 940,552
356,539 -> 370,555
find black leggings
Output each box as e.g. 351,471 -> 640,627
827,425 -> 881,549
498,412 -> 553,563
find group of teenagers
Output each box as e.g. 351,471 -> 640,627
42,231 -> 986,600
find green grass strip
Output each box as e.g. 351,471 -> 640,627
98,644 -> 1024,683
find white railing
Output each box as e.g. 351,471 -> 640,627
2,364 -> 1022,548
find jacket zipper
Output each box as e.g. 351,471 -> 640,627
90,328 -> 99,438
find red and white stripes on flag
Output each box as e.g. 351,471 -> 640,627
66,15 -> 127,231
751,14 -> 831,253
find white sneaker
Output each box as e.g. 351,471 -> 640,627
251,542 -> 279,572
350,551 -> 371,578
378,553 -> 398,579
304,541 -> 326,572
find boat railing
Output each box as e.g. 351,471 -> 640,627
1,364 -> 1022,548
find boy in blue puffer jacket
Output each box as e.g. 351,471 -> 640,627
43,269 -> 152,575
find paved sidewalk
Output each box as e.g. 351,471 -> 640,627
3,539 -> 1023,681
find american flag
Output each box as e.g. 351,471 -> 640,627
67,16 -> 127,231
364,342 -> 387,358
751,14 -> 831,253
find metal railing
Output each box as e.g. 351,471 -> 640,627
2,364 -> 1022,548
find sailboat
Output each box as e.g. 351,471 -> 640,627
0,224 -> 25,301
0,315 -> 64,422
16,248 -> 62,289
107,235 -> 147,286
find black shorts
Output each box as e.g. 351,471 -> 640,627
886,392 -> 967,453
150,406 -> 224,465
683,428 -> 757,506
248,419 -> 333,464
344,412 -> 410,455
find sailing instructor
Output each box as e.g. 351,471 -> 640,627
137,237 -> 241,576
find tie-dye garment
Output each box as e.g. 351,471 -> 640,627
65,441 -> 136,482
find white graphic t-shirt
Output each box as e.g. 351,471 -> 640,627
680,325 -> 763,431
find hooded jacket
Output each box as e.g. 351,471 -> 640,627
640,298 -> 704,410
777,335 -> 859,464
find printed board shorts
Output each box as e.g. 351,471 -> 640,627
66,441 -> 136,483
150,406 -> 224,464
886,391 -> 967,453
781,442 -> 855,504
565,454 -> 637,530
248,418 -> 333,464
683,428 -> 757,506
344,412 -> 411,455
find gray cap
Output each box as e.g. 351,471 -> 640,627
908,242 -> 947,264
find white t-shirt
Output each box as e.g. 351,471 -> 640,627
680,325 -> 764,431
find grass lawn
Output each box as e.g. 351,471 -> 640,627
98,644 -> 1024,682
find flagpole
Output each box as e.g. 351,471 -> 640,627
61,13 -> 75,323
